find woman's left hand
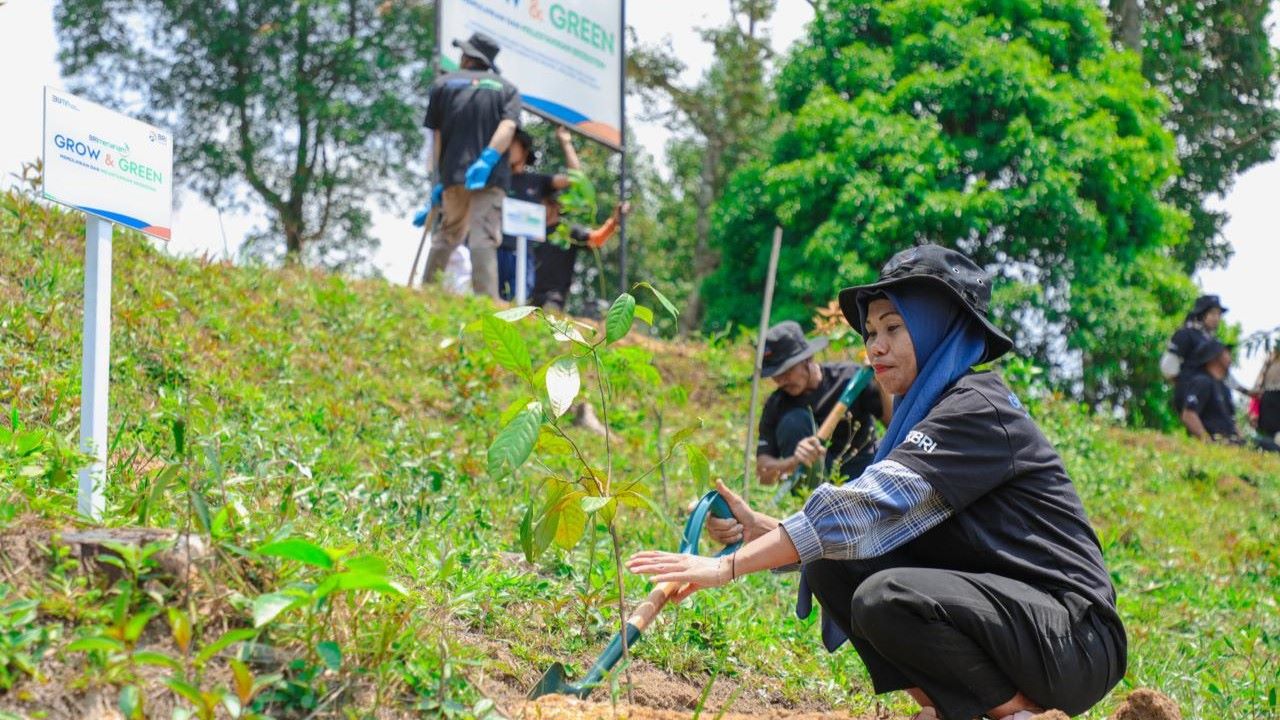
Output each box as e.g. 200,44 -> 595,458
627,551 -> 732,600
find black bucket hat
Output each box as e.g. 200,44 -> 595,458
838,244 -> 1013,364
1189,294 -> 1228,320
760,321 -> 829,378
453,32 -> 501,73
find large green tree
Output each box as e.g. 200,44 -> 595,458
1108,0 -> 1280,270
55,0 -> 437,269
704,0 -> 1198,425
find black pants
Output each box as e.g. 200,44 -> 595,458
775,407 -> 875,486
802,554 -> 1125,720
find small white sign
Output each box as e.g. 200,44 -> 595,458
502,197 -> 547,240
42,87 -> 174,240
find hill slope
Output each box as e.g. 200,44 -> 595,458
1,189 -> 1277,719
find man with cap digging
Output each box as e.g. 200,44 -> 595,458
417,32 -> 522,299
755,321 -> 891,489
631,244 -> 1126,720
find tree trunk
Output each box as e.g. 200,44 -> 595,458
1109,0 -> 1143,51
679,145 -> 720,334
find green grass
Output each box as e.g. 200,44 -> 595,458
1,186 -> 1278,718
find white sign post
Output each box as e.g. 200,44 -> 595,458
42,87 -> 173,521
502,197 -> 547,305
437,0 -> 624,149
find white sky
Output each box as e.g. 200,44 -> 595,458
0,0 -> 1274,380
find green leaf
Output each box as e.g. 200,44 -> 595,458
482,315 -> 532,378
553,491 -> 587,549
580,495 -> 614,514
605,293 -> 637,344
487,402 -> 543,480
118,685 -> 142,720
67,636 -> 126,653
254,538 -> 333,569
195,628 -> 257,667
494,305 -> 538,321
124,610 -> 157,643
533,508 -> 559,557
168,608 -> 193,655
166,677 -> 204,707
343,554 -> 388,576
316,641 -> 342,671
329,571 -> 407,595
671,418 -> 704,447
189,489 -> 212,534
229,658 -> 254,704
537,428 -> 574,456
618,489 -> 665,519
252,592 -> 299,628
132,650 -> 183,671
518,502 -> 535,562
545,357 -> 581,418
499,395 -> 535,426
633,304 -> 654,326
634,282 -> 678,319
686,445 -> 710,486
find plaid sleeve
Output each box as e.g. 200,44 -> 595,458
780,459 -> 952,563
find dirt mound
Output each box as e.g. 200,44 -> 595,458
515,693 -> 882,719
1111,688 -> 1182,720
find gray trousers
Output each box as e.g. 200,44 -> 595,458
802,555 -> 1125,720
422,185 -> 503,298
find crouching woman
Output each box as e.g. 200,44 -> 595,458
629,245 -> 1125,720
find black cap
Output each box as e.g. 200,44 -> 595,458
1190,294 -> 1228,319
453,32 -> 501,73
838,244 -> 1013,364
760,321 -> 829,378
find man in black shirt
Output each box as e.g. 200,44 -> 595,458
498,126 -> 580,301
1161,294 -> 1225,383
421,32 -> 521,299
756,321 -> 890,487
1175,339 -> 1239,442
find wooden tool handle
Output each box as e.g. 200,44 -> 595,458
815,401 -> 850,441
626,581 -> 688,633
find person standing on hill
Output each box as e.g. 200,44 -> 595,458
531,192 -> 628,313
630,245 -> 1126,720
498,125 -> 581,301
1253,347 -> 1280,443
418,32 -> 521,299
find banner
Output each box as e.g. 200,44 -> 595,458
42,87 -> 174,241
438,0 -> 623,150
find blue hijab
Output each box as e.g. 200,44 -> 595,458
798,282 -> 988,651
871,285 -> 988,462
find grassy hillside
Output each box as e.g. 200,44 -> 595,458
1,187 -> 1277,719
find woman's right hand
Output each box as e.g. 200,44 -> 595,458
706,479 -> 779,546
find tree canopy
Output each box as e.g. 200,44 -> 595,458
703,0 -> 1199,424
55,0 -> 437,268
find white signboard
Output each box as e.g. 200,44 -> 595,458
42,87 -> 174,240
439,0 -> 623,150
502,197 -> 547,240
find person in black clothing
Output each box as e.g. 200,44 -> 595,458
1175,339 -> 1236,441
755,321 -> 891,488
630,245 -> 1125,720
497,126 -> 581,301
1161,294 -> 1226,383
531,193 -> 628,312
1254,348 -> 1280,443
419,32 -> 521,299
1175,339 -> 1239,442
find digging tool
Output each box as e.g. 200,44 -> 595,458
773,365 -> 874,502
528,489 -> 742,700
407,204 -> 440,287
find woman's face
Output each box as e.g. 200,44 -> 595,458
864,298 -> 917,396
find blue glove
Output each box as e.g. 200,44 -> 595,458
464,147 -> 502,190
411,185 -> 444,227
